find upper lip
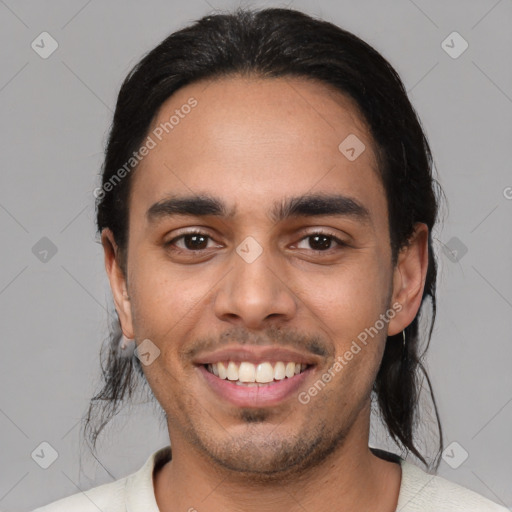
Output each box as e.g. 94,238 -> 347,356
192,346 -> 321,366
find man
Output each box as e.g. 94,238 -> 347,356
33,7 -> 507,512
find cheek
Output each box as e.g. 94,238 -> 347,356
300,259 -> 391,343
127,251 -> 210,336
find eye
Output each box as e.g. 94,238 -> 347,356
166,231 -> 219,251
294,231 -> 346,252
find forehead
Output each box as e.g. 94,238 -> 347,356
129,75 -> 386,225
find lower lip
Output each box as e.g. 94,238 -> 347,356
197,365 -> 314,407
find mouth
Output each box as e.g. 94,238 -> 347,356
204,360 -> 310,385
197,359 -> 316,407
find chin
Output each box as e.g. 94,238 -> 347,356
190,419 -> 346,481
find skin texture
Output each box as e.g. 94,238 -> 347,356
102,75 -> 429,512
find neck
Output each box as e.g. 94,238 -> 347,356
154,411 -> 401,512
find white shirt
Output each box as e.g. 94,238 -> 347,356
32,446 -> 508,511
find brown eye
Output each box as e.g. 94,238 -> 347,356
296,232 -> 345,252
166,232 -> 215,251
181,234 -> 209,250
308,234 -> 333,250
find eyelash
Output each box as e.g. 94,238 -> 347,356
165,230 -> 347,253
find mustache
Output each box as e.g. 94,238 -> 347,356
182,324 -> 332,361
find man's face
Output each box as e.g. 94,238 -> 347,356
109,76 -> 408,476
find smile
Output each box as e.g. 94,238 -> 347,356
205,361 -> 309,385
198,362 -> 315,407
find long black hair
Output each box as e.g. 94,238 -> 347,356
84,6 -> 444,470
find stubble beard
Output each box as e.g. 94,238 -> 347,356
179,405 -> 352,486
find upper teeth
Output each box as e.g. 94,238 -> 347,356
207,361 -> 307,383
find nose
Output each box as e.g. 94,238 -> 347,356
213,244 -> 297,330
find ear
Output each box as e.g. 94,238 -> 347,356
387,222 -> 429,336
101,228 -> 134,340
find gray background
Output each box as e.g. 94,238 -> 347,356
0,0 -> 511,510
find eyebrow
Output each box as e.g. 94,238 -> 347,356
146,193 -> 370,225
270,193 -> 370,224
146,195 -> 233,223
